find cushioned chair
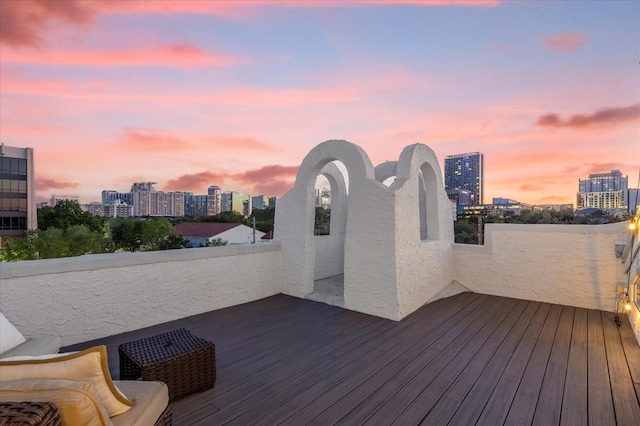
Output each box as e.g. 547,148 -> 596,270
0,346 -> 171,425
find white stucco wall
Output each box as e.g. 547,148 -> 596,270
0,244 -> 282,346
453,222 -> 628,312
622,217 -> 639,344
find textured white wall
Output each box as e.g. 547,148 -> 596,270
623,219 -> 640,344
0,244 -> 282,346
453,222 -> 628,312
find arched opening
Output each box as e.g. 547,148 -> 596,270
308,161 -> 348,307
418,170 -> 428,240
418,162 -> 440,240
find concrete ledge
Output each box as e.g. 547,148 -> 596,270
0,242 -> 281,279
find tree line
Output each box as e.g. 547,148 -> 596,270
0,201 -> 281,262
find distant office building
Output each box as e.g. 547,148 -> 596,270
81,202 -> 103,216
534,204 -> 574,212
444,152 -> 484,205
628,189 -> 639,214
102,190 -> 132,206
103,199 -> 133,218
446,189 -> 472,207
131,182 -> 184,217
0,144 -> 36,246
577,170 -> 628,211
221,191 -> 250,216
50,194 -> 79,206
207,185 -> 222,216
251,195 -> 275,211
316,188 -> 331,209
131,182 -> 156,216
492,197 -> 519,205
459,201 -> 534,217
184,193 -> 208,218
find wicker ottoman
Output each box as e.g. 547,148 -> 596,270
118,328 -> 216,401
0,401 -> 60,426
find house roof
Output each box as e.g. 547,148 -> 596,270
173,222 -> 242,238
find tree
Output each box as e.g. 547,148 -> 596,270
141,217 -> 174,250
110,218 -> 145,252
38,200 -> 103,232
204,211 -> 247,224
156,234 -> 191,250
314,207 -> 331,235
250,207 -> 275,232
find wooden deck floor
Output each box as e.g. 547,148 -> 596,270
63,293 -> 640,425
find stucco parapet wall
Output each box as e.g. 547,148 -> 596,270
0,243 -> 281,279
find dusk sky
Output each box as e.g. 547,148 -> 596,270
1,0 -> 638,206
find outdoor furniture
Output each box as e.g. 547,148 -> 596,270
0,401 -> 60,426
118,328 -> 216,401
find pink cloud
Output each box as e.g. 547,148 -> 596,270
519,184 -> 544,191
543,32 -> 588,52
0,0 -> 97,47
119,129 -> 193,153
537,103 -> 640,129
201,135 -> 276,152
3,43 -> 237,68
165,171 -> 232,192
164,165 -> 298,196
36,176 -> 80,191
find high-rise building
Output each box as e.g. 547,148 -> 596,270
103,199 -> 133,218
102,190 -> 132,206
207,185 -> 221,216
444,152 -> 484,205
577,170 -> 628,211
80,202 -> 103,216
221,191 -> 250,216
184,193 -> 208,218
49,194 -> 79,206
130,182 -> 184,217
0,144 -> 36,246
251,195 -> 275,211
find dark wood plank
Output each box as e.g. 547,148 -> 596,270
475,303 -> 551,425
363,299 -> 532,425
279,294 -> 499,426
444,301 -> 540,425
416,302 -> 549,426
616,312 -> 640,407
602,311 -> 640,424
503,304 -> 562,425
532,305 -> 575,426
587,310 -> 616,425
560,307 -> 588,426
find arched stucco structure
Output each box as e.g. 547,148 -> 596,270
275,140 -> 456,320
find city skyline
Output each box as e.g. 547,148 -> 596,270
1,1 -> 638,205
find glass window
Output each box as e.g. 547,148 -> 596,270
1,179 -> 8,192
19,199 -> 26,211
18,159 -> 27,175
10,158 -> 19,174
19,180 -> 26,193
10,217 -> 19,228
10,180 -> 18,193
1,157 -> 10,173
1,217 -> 9,229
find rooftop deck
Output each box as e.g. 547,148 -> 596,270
63,292 -> 640,425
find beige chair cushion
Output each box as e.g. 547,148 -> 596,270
0,345 -> 133,416
111,381 -> 169,426
0,335 -> 62,359
0,378 -> 112,426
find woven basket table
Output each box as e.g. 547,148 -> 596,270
0,402 -> 60,426
118,328 -> 216,402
